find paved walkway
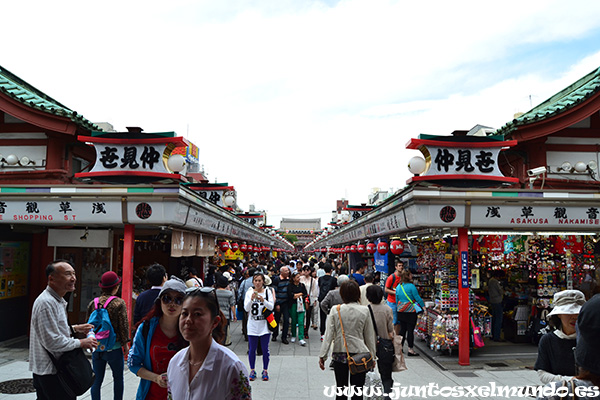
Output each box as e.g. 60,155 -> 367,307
0,321 -> 542,399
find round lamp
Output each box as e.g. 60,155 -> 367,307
377,242 -> 388,255
408,156 -> 427,175
167,154 -> 186,172
574,161 -> 588,173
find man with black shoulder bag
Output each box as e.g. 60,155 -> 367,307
29,260 -> 98,400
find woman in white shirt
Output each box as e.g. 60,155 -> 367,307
167,287 -> 251,400
244,272 -> 275,381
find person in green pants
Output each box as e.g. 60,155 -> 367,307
288,272 -> 308,346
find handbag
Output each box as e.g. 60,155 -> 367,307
399,284 -> 423,314
367,305 -> 395,362
336,305 -> 376,375
391,335 -> 407,372
471,318 -> 485,348
262,289 -> 277,332
46,348 -> 95,397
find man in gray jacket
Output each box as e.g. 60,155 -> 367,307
487,271 -> 505,342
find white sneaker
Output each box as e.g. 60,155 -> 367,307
291,337 -> 296,343
299,339 -> 306,346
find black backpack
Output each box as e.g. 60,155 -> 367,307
318,276 -> 336,302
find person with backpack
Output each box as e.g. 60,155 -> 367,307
384,260 -> 404,335
128,276 -> 188,400
317,263 -> 337,341
86,271 -> 129,400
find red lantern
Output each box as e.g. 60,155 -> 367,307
320,248 -> 326,253
254,246 -> 260,252
219,241 -> 230,252
377,242 -> 388,255
344,246 -> 350,253
357,243 -> 366,253
231,242 -> 239,252
350,245 -> 357,253
261,246 -> 269,252
366,243 -> 376,254
390,240 -> 404,255
240,243 -> 248,253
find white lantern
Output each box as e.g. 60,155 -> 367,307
6,154 -> 18,165
223,192 -> 236,207
561,161 -> 572,171
408,156 -> 427,175
341,210 -> 351,222
574,161 -> 588,173
167,154 -> 186,172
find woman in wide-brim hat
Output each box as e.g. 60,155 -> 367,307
538,294 -> 600,399
534,289 -> 586,384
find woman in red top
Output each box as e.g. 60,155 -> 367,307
128,277 -> 188,400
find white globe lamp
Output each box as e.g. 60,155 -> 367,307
408,156 -> 427,175
167,154 -> 186,172
574,161 -> 587,173
6,154 -> 18,165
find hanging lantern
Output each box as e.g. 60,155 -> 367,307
344,245 -> 350,253
240,243 -> 248,253
230,242 -> 239,252
350,245 -> 357,253
357,243 -> 366,253
377,242 -> 388,255
390,240 -> 404,255
219,241 -> 230,252
366,243 -> 376,254
253,245 -> 260,252
261,246 -> 269,252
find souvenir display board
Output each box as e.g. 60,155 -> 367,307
0,242 -> 30,300
412,234 -> 598,351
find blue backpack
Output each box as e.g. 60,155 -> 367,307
87,296 -> 118,352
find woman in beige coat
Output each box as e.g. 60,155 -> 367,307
318,280 -> 377,400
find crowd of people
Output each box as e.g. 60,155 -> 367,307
27,255 -> 600,400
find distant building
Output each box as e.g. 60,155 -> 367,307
280,218 -> 321,249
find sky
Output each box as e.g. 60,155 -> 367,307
3,0 -> 600,229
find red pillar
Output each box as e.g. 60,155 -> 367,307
458,227 -> 470,366
122,224 -> 135,333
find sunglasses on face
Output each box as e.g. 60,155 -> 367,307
161,294 -> 184,306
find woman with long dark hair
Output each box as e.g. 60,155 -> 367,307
127,277 -> 188,400
167,287 -> 251,399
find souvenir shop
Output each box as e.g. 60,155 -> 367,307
306,185 -> 600,365
412,231 -> 598,354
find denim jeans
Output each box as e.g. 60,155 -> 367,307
91,347 -> 124,400
491,302 -> 503,341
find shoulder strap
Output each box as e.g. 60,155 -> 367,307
367,304 -> 379,339
94,297 -> 100,309
400,284 -> 415,305
336,305 -> 351,359
104,296 -> 117,308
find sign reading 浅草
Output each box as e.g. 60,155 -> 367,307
471,205 -> 600,228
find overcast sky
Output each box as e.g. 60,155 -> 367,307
3,0 -> 600,229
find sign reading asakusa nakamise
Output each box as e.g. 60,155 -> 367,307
471,205 -> 600,228
406,136 -> 519,185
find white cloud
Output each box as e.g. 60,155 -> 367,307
3,0 -> 600,228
